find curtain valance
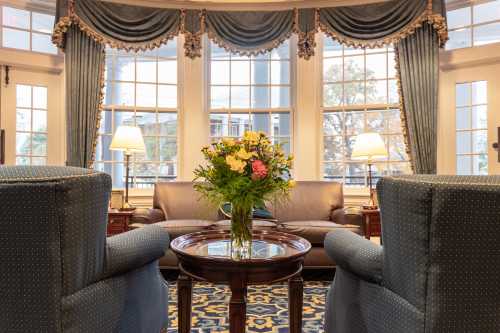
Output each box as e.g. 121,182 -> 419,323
53,0 -> 447,59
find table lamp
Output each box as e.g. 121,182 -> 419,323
351,132 -> 388,210
109,125 -> 145,211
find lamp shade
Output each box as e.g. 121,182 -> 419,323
351,132 -> 388,161
109,125 -> 146,153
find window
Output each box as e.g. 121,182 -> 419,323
322,37 -> 410,185
96,40 -> 178,188
455,81 -> 488,175
208,41 -> 292,154
446,0 -> 500,50
15,84 -> 48,165
1,6 -> 57,54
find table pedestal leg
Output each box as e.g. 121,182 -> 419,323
288,275 -> 304,333
229,279 -> 247,333
178,273 -> 192,333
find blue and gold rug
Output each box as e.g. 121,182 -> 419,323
167,281 -> 329,333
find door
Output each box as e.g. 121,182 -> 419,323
438,62 -> 500,175
0,66 -> 64,166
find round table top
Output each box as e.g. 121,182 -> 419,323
171,230 -> 311,264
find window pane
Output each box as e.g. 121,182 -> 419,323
344,82 -> 365,105
135,112 -> 157,136
366,53 -> 387,79
323,113 -> 343,136
114,57 -> 135,81
158,60 -> 177,84
323,83 -> 343,107
210,113 -> 229,137
136,83 -> 156,107
158,113 -> 177,135
447,7 -> 471,29
344,56 -> 365,81
16,133 -> 31,154
136,58 -> 157,83
456,107 -> 471,130
251,61 -> 270,84
456,131 -> 472,154
16,109 -> 31,131
446,28 -> 472,50
272,113 -> 290,136
344,112 -> 364,136
324,136 -> 343,161
366,80 -> 387,104
474,22 -> 500,46
473,154 -> 488,175
271,87 -> 290,108
271,40 -> 290,60
31,157 -> 46,165
112,82 -> 135,106
457,155 -> 472,175
33,86 -> 47,109
324,39 -> 343,57
324,163 -> 344,180
456,83 -> 471,107
114,110 -> 134,127
472,81 -> 487,105
211,44 -> 229,59
271,60 -> 290,84
211,86 -> 230,109
158,40 -> 177,58
474,0 -> 500,24
231,86 -> 250,108
32,133 -> 47,155
251,86 -> 270,108
211,61 -> 230,85
251,113 -> 270,133
472,105 -> 487,128
32,12 -> 54,33
32,33 -> 58,54
3,7 -> 30,29
16,85 -> 31,108
159,137 -> 177,161
231,61 -> 250,85
230,113 -> 250,137
3,28 -> 29,50
158,85 -> 177,108
323,58 -> 342,82
16,156 -> 30,165
472,130 -> 488,153
32,110 -> 47,132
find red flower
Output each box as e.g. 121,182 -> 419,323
252,160 -> 268,179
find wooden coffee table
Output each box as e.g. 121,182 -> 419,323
171,230 -> 311,333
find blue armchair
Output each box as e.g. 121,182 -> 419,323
0,166 -> 170,332
324,175 -> 500,332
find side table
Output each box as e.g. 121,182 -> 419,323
361,208 -> 381,240
171,230 -> 311,333
107,209 -> 134,236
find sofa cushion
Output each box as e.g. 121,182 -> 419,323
146,220 -> 214,239
277,221 -> 361,246
213,219 -> 277,231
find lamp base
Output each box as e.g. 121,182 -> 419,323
362,188 -> 378,210
119,202 -> 136,212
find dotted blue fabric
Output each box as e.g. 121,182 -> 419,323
325,175 -> 500,332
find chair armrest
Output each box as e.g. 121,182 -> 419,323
330,207 -> 363,227
103,225 -> 169,278
325,229 -> 383,283
130,208 -> 165,224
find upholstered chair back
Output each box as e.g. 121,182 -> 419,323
0,166 -> 111,331
153,181 -> 219,221
270,181 -> 344,222
377,175 -> 500,330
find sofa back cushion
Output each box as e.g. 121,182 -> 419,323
269,181 -> 343,222
153,182 -> 219,221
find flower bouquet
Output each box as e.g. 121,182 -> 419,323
194,131 -> 294,259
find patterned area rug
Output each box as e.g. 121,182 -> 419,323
167,281 -> 329,333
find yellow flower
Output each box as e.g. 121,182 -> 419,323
288,179 -> 296,188
222,137 -> 236,147
226,155 -> 246,173
243,131 -> 260,145
236,148 -> 256,160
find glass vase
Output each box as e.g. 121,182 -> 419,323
230,202 -> 253,260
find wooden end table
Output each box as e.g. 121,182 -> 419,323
107,209 -> 134,236
361,208 -> 381,240
171,230 -> 311,333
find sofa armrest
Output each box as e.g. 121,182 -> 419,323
103,225 -> 169,278
130,208 -> 165,224
330,207 -> 363,227
325,229 -> 383,283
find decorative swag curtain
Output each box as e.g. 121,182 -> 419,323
53,0 -> 447,173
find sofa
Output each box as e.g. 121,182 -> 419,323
0,166 -> 170,333
324,175 -> 500,332
131,181 -> 363,269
